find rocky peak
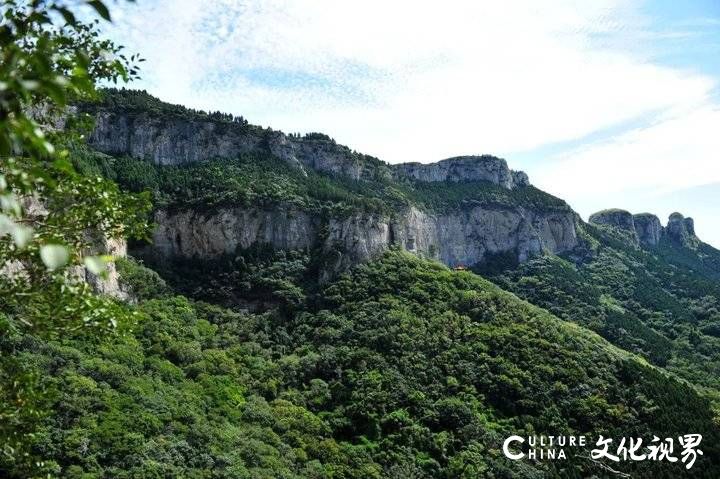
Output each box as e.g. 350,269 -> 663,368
666,212 -> 698,246
391,155 -> 529,189
589,209 -> 701,249
589,209 -> 637,238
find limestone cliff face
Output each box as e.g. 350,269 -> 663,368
91,111 -> 266,167
81,236 -> 130,300
151,203 -> 578,275
89,111 -> 387,180
89,99 -> 572,274
633,213 -> 663,247
2,198 -> 129,299
666,212 -> 698,247
152,208 -> 317,257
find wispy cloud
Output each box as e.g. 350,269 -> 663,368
107,0 -> 714,154
532,105 -> 720,198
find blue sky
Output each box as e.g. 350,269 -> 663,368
105,0 -> 720,246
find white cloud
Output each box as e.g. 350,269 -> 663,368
531,106 -> 720,246
108,0 -> 716,162
532,106 -> 720,199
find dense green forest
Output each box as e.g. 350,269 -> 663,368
71,139 -> 569,217
4,91 -> 718,479
5,251 -> 719,478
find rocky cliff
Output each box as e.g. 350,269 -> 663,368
392,156 -> 529,189
86,96 -> 527,189
80,236 -> 130,300
89,110 -> 392,181
633,213 -> 663,247
85,90 -> 577,274
2,197 -> 129,299
151,203 -> 578,275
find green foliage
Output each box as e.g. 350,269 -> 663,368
116,256 -> 171,301
402,181 -> 570,213
138,246 -> 312,311
7,296 -> 380,478
296,251 -> 719,477
73,149 -> 569,220
90,87 -> 255,127
7,251 -> 720,477
0,1 -> 140,156
73,152 -> 400,216
4,4 -> 720,477
0,0 -> 148,473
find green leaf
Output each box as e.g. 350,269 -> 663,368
54,6 -> 77,26
87,1 -> 112,21
40,244 -> 70,271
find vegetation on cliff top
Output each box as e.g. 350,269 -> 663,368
72,145 -> 570,217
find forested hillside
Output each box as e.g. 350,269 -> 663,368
484,220 -> 720,394
3,87 -> 719,479
7,89 -> 711,478
6,251 -> 719,478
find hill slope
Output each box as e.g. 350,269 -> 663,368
9,251 -> 719,478
483,216 -> 720,394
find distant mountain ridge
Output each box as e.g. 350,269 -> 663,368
78,89 -> 720,281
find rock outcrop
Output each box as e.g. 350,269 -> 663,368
391,156 -> 528,189
89,110 -> 388,181
589,209 -> 700,249
81,236 -> 130,300
665,212 -> 698,247
589,209 -> 637,238
2,198 -> 129,299
633,213 -> 662,247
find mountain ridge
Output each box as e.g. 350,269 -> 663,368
80,88 -> 716,278
83,88 -> 530,189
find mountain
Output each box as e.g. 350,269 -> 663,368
79,89 -> 578,277
14,87 -> 719,478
